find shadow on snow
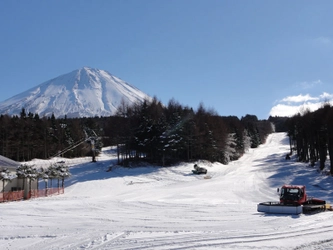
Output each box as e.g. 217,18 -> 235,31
66,158 -> 164,187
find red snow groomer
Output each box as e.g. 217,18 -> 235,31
257,185 -> 330,214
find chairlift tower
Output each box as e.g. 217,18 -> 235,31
91,139 -> 96,162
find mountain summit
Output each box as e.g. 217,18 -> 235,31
0,67 -> 151,118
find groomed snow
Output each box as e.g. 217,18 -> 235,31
1,132 -> 333,249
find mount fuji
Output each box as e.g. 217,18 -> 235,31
0,67 -> 152,118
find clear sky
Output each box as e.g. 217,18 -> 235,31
1,0 -> 333,119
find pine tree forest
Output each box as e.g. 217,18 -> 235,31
285,103 -> 333,174
0,98 -> 274,166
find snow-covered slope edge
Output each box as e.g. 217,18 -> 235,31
0,67 -> 152,118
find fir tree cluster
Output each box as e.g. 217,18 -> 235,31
286,103 -> 333,173
0,109 -> 102,161
105,98 -> 274,165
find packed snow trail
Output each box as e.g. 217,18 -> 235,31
1,133 -> 333,249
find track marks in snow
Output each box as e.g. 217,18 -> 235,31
65,225 -> 333,250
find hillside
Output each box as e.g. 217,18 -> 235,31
1,132 -> 333,249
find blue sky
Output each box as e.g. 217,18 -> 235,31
1,0 -> 333,119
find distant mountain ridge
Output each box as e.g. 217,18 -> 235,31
0,67 -> 151,118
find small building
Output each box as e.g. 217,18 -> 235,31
0,155 -> 20,192
0,155 -> 37,198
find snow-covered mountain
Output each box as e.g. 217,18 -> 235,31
0,67 -> 152,118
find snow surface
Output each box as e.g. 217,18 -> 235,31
1,132 -> 333,249
0,67 -> 151,118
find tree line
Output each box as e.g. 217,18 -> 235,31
0,98 -> 274,166
0,109 -> 101,162
285,103 -> 333,173
104,98 -> 274,165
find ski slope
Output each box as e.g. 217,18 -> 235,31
1,132 -> 333,249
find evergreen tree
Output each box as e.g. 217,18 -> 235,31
55,163 -> 71,188
0,168 -> 16,192
16,164 -> 36,192
223,133 -> 237,164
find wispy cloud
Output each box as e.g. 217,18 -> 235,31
315,36 -> 332,46
296,80 -> 322,90
280,94 -> 318,103
269,92 -> 333,117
